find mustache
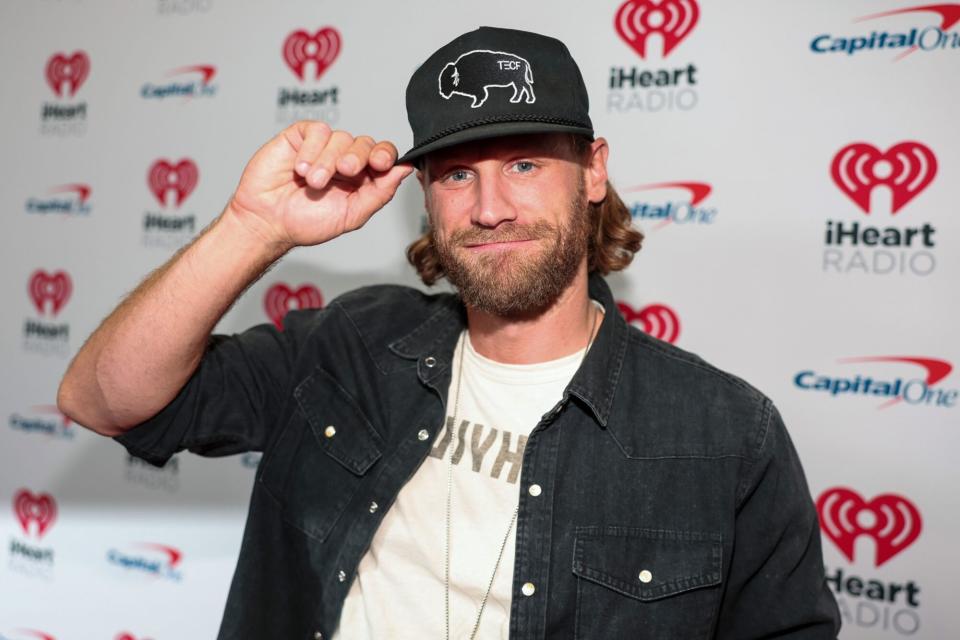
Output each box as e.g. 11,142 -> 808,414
448,220 -> 557,246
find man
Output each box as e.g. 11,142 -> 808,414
58,26 -> 840,639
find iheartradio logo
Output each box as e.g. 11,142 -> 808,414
116,634 -> 154,640
148,159 -> 198,207
615,0 -> 699,59
817,487 -> 922,567
831,142 -> 937,215
29,270 -> 72,317
45,51 -> 90,97
264,283 -> 323,329
13,489 -> 58,538
617,301 -> 681,343
283,28 -> 341,81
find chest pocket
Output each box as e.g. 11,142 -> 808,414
572,526 -> 722,640
258,366 -> 384,542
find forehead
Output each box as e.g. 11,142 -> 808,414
422,132 -> 573,169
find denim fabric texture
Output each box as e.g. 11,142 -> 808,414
114,273 -> 841,639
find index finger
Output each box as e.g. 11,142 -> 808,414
369,141 -> 400,172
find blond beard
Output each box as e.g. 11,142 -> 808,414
432,177 -> 590,317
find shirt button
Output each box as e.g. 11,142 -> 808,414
368,501 -> 379,513
314,632 -> 323,640
424,356 -> 437,367
337,570 -> 346,582
639,569 -> 653,583
324,425 -> 336,438
521,582 -> 536,596
528,484 -> 542,497
417,428 -> 430,441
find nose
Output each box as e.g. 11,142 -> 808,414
472,166 -> 518,228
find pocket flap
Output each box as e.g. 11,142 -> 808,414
294,367 -> 384,476
573,526 -> 722,601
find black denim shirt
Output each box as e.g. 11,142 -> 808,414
115,273 -> 840,639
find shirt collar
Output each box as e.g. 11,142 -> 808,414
388,272 -> 628,427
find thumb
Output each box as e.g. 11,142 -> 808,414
351,164 -> 416,219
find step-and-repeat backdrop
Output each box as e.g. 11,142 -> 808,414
1,1 -> 956,638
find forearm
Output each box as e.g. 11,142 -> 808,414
57,205 -> 289,436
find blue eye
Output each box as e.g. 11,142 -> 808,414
447,169 -> 469,182
514,161 -> 536,173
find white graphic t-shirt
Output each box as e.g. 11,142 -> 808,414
333,309 -> 600,639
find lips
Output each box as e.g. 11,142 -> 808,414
464,239 -> 536,249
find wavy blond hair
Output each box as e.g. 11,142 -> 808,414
407,134 -> 643,286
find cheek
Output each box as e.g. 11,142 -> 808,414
429,191 -> 473,231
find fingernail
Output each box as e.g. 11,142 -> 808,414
373,151 -> 390,165
310,168 -> 329,186
296,161 -> 311,176
340,155 -> 358,173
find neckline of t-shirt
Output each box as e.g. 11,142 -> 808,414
459,300 -> 604,385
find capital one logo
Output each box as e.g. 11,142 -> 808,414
148,159 -> 198,207
626,181 -> 714,229
45,51 -> 90,97
264,283 -> 323,329
282,28 -> 341,81
858,3 -> 960,61
831,142 -> 937,215
13,489 -> 58,538
615,0 -> 699,58
817,487 -> 921,567
29,270 -> 72,317
4,631 -> 56,640
51,183 -> 92,206
617,301 -> 681,343
167,64 -> 216,85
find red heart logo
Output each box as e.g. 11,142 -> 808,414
830,142 -> 937,215
615,0 -> 699,59
282,28 -> 341,81
45,51 -> 90,97
147,159 -> 199,208
617,301 -> 681,344
13,489 -> 58,538
817,487 -> 922,567
264,283 -> 324,329
28,270 -> 72,317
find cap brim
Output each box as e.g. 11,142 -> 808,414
397,121 -> 594,165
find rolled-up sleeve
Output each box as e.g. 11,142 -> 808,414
715,400 -> 842,638
112,308 -> 322,468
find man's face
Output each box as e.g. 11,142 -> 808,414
420,133 -> 595,317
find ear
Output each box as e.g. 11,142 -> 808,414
584,137 -> 609,204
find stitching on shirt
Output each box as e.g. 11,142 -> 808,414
628,330 -> 765,400
388,295 -> 460,357
734,398 -> 774,506
333,300 -> 391,376
568,301 -> 628,426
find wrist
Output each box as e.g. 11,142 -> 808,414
221,200 -> 294,261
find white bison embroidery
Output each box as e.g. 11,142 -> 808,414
438,49 -> 536,109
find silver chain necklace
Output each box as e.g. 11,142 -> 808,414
444,303 -> 602,640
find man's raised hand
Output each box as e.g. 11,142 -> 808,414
227,120 -> 414,251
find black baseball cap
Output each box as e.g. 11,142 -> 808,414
398,26 -> 594,165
